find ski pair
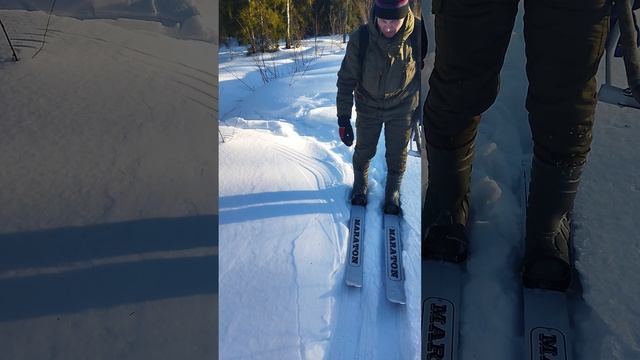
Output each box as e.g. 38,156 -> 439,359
420,167 -> 573,360
344,203 -> 406,305
422,265 -> 571,360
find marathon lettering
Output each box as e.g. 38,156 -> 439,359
539,333 -> 558,360
427,343 -> 445,360
429,322 -> 445,341
430,303 -> 447,325
427,303 -> 448,360
350,218 -> 361,265
389,228 -> 399,279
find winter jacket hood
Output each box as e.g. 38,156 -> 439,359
367,6 -> 415,55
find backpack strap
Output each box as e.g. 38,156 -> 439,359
411,18 -> 419,64
411,17 -> 428,70
358,24 -> 369,83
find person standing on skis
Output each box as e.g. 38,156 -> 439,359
336,0 -> 425,215
421,0 -> 610,291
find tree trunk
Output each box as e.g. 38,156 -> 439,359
285,0 -> 291,49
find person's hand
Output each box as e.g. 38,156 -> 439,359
338,116 -> 354,147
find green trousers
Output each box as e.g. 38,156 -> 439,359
423,0 -> 610,226
353,114 -> 412,186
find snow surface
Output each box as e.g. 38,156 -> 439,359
0,0 -> 216,42
0,8 -> 217,359
219,6 -> 640,360
219,39 -> 423,359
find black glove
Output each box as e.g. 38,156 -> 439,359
338,116 -> 354,147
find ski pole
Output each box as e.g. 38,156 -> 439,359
0,17 -> 18,61
618,0 -> 640,102
604,18 -> 620,86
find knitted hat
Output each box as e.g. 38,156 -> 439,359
374,0 -> 409,20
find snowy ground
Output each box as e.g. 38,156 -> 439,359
0,7 -> 217,360
421,6 -> 640,360
219,7 -> 639,360
218,39 -> 423,359
1,0 -> 216,42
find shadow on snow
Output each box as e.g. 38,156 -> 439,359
0,215 -> 218,322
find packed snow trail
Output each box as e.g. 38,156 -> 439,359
219,38 -> 422,359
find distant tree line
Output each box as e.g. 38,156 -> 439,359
220,0 -> 420,53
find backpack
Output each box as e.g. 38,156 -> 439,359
357,17 -> 427,82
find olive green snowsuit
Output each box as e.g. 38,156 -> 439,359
337,8 -> 421,205
423,0 -> 610,228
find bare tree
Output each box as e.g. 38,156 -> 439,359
341,0 -> 350,43
285,0 -> 292,49
355,0 -> 373,24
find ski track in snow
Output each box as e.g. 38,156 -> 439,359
220,129 -> 351,359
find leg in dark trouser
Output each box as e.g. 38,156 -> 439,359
422,0 -> 519,261
383,116 -> 412,214
522,0 -> 609,290
351,115 -> 383,205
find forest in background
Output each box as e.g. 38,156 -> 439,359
220,0 -> 420,53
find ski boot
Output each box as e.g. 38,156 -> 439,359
423,222 -> 469,263
351,168 -> 368,206
383,172 -> 402,215
522,215 -> 572,291
522,155 -> 583,291
422,140 -> 474,263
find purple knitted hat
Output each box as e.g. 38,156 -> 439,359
374,0 -> 409,20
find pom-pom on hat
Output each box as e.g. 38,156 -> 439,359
374,0 -> 409,20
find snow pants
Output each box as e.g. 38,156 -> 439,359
353,114 -> 412,189
423,0 -> 610,227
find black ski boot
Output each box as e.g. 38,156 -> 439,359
522,215 -> 572,291
351,168 -> 368,206
522,155 -> 583,291
383,172 -> 402,215
422,223 -> 469,263
422,140 -> 474,262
